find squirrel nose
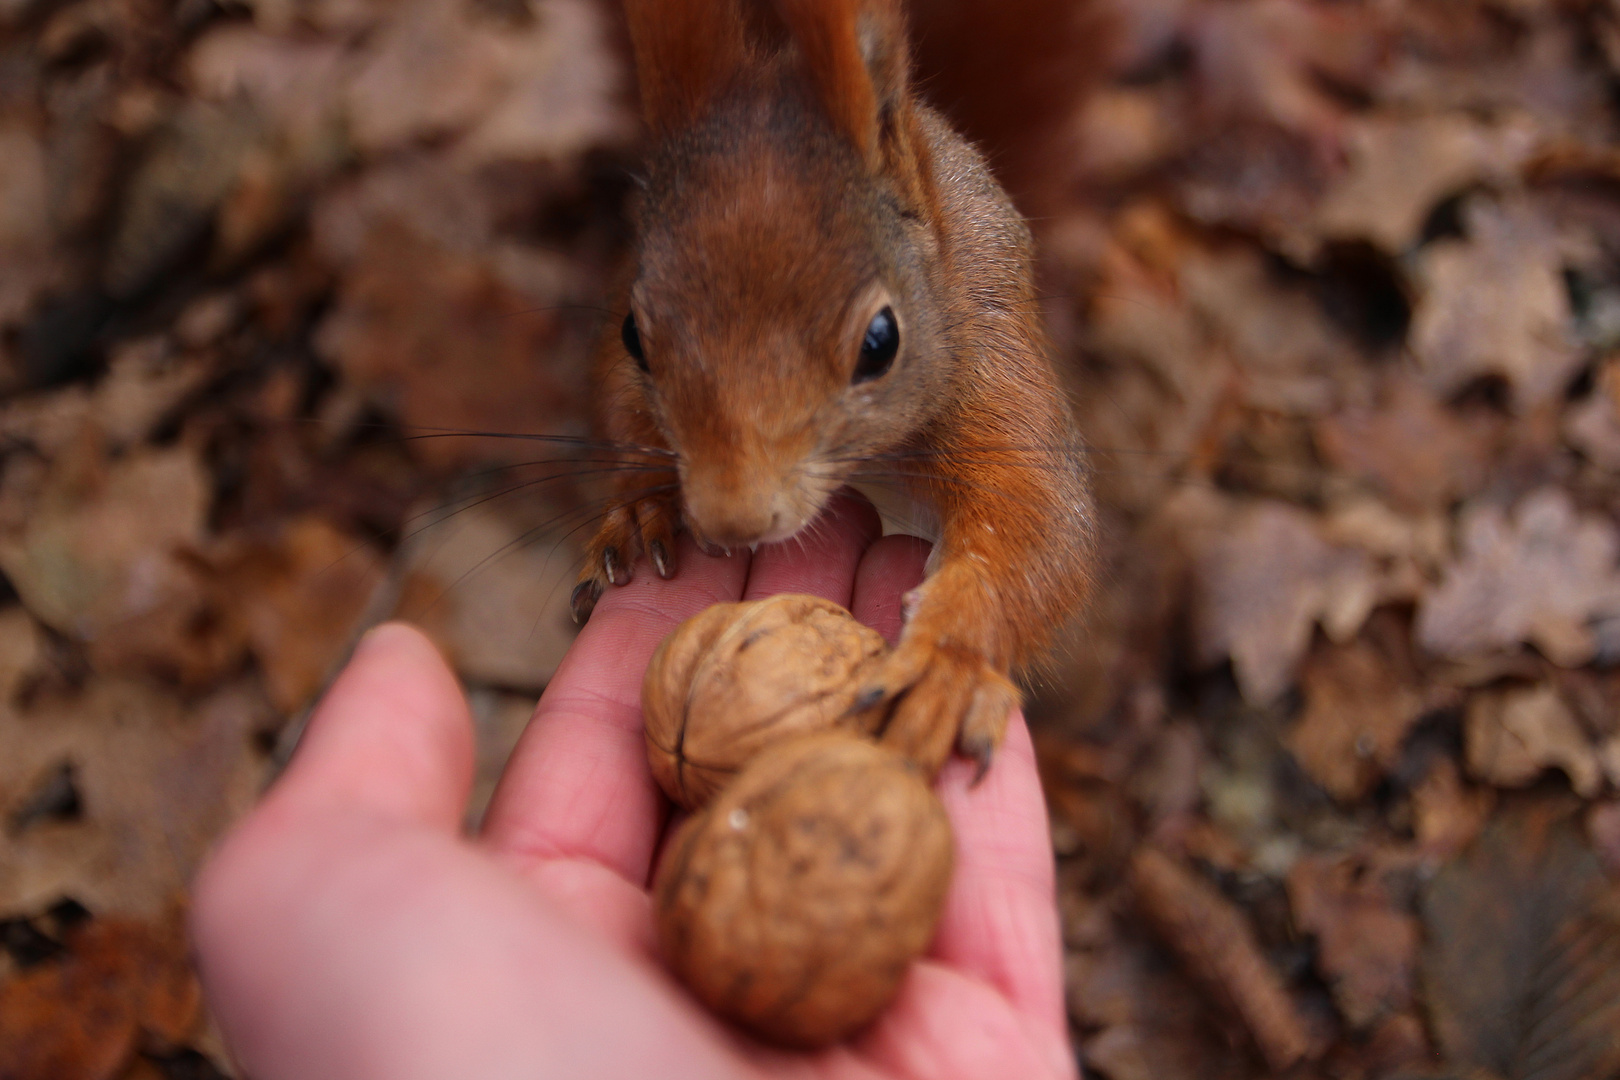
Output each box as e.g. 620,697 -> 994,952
683,484 -> 778,547
681,461 -> 787,547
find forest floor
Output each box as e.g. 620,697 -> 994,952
2,0 -> 1620,1077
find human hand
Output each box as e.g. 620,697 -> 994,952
190,495 -> 1077,1079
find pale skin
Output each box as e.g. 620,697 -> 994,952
190,494 -> 1078,1080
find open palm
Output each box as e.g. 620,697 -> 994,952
191,496 -> 1077,1080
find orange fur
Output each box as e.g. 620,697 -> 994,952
577,0 -> 1095,777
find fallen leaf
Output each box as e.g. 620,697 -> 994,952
312,221 -> 589,469
1590,801 -> 1620,877
205,516 -> 387,713
1307,114 -> 1536,255
1465,684 -> 1604,798
1287,639 -> 1428,803
0,124 -> 62,332
1422,798 -> 1620,1080
1287,853 -> 1418,1027
0,914 -> 198,1080
1174,491 -> 1375,705
0,679 -> 272,920
395,498 -> 575,691
1417,488 -> 1620,668
1179,245 -> 1355,414
1564,358 -> 1620,471
1410,195 -> 1584,410
1129,845 -> 1317,1072
0,442 -> 241,687
102,99 -> 263,300
342,0 -> 630,161
1315,376 -> 1493,512
1411,756 -> 1493,859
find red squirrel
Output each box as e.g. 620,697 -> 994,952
571,0 -> 1096,777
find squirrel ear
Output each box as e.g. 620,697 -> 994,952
775,0 -> 910,163
623,0 -> 752,133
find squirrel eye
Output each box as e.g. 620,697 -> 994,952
853,306 -> 899,384
622,312 -> 647,372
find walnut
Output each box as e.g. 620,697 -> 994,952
653,732 -> 955,1047
642,594 -> 889,808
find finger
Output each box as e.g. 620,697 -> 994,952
850,534 -> 931,643
273,622 -> 474,831
852,961 -> 1077,1080
481,535 -> 751,890
741,490 -> 881,606
193,814 -> 760,1080
930,714 -> 1069,1037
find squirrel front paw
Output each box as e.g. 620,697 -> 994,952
571,494 -> 682,623
853,639 -> 1020,780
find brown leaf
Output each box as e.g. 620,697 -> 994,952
341,0 -> 629,160
1129,846 -> 1317,1072
1287,853 -> 1418,1027
1410,196 -> 1584,411
206,516 -> 386,713
1175,491 -> 1375,705
312,222 -> 587,470
1411,756 -> 1493,859
1287,639 -> 1428,803
1307,114 -> 1536,255
1589,800 -> 1620,877
1417,488 -> 1620,668
0,679 -> 272,920
1422,798 -> 1620,1080
1316,376 -> 1492,513
0,443 -> 240,686
0,915 -> 197,1080
1464,684 -> 1604,798
394,500 -> 575,691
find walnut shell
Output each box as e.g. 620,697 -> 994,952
642,594 -> 889,809
654,732 -> 955,1047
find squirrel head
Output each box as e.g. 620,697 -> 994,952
615,0 -> 953,548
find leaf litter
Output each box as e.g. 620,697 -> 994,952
4,0 -> 1620,1075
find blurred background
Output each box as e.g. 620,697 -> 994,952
2,0 -> 1620,1076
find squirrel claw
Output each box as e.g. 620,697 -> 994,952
570,579 -> 604,624
649,538 -> 673,580
603,546 -> 627,586
860,642 -> 1018,780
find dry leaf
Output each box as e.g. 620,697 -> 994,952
1287,640 -> 1427,803
1176,492 -> 1374,705
343,0 -> 629,160
0,679 -> 272,920
312,223 -> 587,469
206,516 -> 386,713
1315,376 -> 1492,512
1410,196 -> 1584,410
1417,488 -> 1620,668
1422,798 -> 1620,1080
1465,684 -> 1604,798
1287,853 -> 1417,1028
0,915 -> 198,1080
1308,114 -> 1536,254
1411,756 -> 1493,858
1067,915 -> 1254,1080
395,499 -> 575,691
0,444 -> 241,686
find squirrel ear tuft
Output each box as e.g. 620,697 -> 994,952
624,0 -> 752,133
775,0 -> 910,163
